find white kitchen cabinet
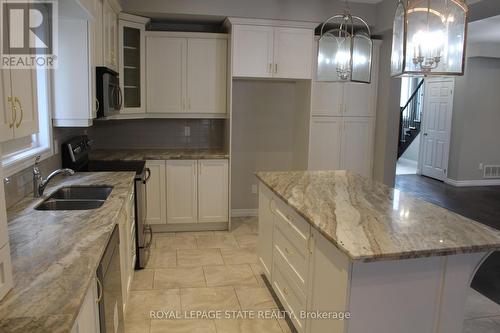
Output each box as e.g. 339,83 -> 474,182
0,68 -> 38,140
273,27 -> 313,79
342,117 -> 374,177
54,19 -> 93,127
0,153 -> 13,302
71,277 -> 100,333
187,39 -> 227,114
258,185 -> 274,280
119,14 -> 149,114
146,32 -> 228,115
232,25 -> 274,78
311,81 -> 344,117
145,160 -> 166,225
0,70 -> 13,142
146,36 -> 186,114
103,0 -> 120,71
166,160 -> 198,224
308,117 -> 343,170
230,19 -> 315,79
308,117 -> 374,177
198,159 -> 229,223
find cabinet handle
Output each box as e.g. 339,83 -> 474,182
14,97 -> 23,128
284,247 -> 294,256
282,287 -> 289,296
95,98 -> 100,113
96,277 -> 103,303
274,63 -> 278,74
344,104 -> 347,114
7,96 -> 16,128
182,98 -> 185,111
268,63 -> 272,73
269,198 -> 276,215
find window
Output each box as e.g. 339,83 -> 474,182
1,68 -> 53,177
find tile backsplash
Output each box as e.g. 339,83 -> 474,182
90,119 -> 225,150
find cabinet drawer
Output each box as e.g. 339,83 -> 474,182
274,224 -> 307,285
273,199 -> 310,254
0,243 -> 13,300
272,249 -> 306,332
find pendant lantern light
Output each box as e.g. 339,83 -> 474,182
317,2 -> 373,83
391,0 -> 468,77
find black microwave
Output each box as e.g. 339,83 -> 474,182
96,67 -> 122,118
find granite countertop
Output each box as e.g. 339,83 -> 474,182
90,148 -> 229,161
0,172 -> 136,332
256,170 -> 500,262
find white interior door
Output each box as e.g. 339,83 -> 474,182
232,25 -> 274,78
166,160 -> 198,224
420,79 -> 454,181
341,117 -> 374,177
308,117 -> 343,170
146,36 -> 186,113
198,160 -> 229,223
273,27 -> 313,79
187,38 -> 227,114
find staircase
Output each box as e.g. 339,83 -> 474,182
398,79 -> 424,158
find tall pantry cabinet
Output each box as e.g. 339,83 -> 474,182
308,42 -> 380,178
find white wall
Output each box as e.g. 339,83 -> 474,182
231,80 -> 309,210
401,133 -> 420,163
448,57 -> 500,181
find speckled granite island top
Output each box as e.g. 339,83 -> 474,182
256,170 -> 500,262
90,148 -> 229,161
0,172 -> 135,333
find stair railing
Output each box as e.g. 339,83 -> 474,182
398,79 -> 424,157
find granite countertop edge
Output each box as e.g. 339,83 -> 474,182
89,148 -> 230,161
255,172 -> 500,263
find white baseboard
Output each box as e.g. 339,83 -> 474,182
445,178 -> 500,187
231,209 -> 258,217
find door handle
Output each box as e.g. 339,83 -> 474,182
14,97 -> 23,128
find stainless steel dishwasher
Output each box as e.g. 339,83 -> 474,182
97,225 -> 124,333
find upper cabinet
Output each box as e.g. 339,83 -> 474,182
146,32 -> 228,116
0,68 -> 38,142
119,14 -> 149,114
102,0 -> 120,71
228,18 -> 315,80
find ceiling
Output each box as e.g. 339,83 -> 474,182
468,14 -> 500,43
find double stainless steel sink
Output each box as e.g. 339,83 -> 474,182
35,186 -> 113,211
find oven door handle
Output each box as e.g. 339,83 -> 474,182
144,168 -> 151,184
117,86 -> 123,110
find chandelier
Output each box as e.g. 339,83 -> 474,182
317,4 -> 373,83
391,0 -> 468,77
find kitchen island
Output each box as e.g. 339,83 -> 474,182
256,170 -> 500,333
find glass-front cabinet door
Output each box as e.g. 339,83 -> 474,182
119,16 -> 148,113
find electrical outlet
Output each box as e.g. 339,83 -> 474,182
479,163 -> 484,170
184,126 -> 190,137
251,184 -> 258,194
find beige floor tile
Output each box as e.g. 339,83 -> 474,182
464,289 -> 500,319
203,265 -> 258,287
154,267 -> 206,289
181,287 -> 241,311
126,289 -> 181,323
215,319 -> 283,333
176,231 -> 215,237
150,319 -> 216,333
124,317 -> 150,333
155,235 -> 197,250
230,218 -> 259,235
130,269 -> 154,290
196,234 -> 239,249
177,249 -> 224,267
147,249 -> 177,269
462,317 -> 500,333
235,287 -> 277,310
235,234 -> 258,248
221,248 -> 258,265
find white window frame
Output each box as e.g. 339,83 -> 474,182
1,69 -> 54,177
